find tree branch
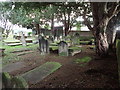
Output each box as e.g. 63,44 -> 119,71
82,6 -> 94,34
108,2 -> 120,19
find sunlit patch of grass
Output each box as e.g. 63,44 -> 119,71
3,44 -> 38,53
49,46 -> 58,50
50,43 -> 58,46
75,56 -> 92,64
69,46 -> 82,51
79,36 -> 94,41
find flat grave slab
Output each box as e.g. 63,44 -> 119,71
10,48 -> 31,53
2,62 -> 25,73
7,43 -> 22,46
21,62 -> 62,84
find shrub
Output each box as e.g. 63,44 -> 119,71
2,72 -> 12,88
28,32 -> 32,36
11,76 -> 28,89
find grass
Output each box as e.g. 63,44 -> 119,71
75,56 -> 92,64
50,43 -> 58,46
2,44 -> 38,66
69,46 -> 82,51
2,53 -> 21,66
49,46 -> 58,50
79,36 -> 94,41
79,41 -> 91,44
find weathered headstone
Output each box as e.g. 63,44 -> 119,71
19,31 -> 27,46
58,41 -> 68,56
48,36 -> 54,44
39,36 -> 49,55
73,33 -> 80,45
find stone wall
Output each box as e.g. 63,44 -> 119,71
69,31 -> 93,37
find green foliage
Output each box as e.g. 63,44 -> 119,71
75,56 -> 92,64
11,76 -> 28,89
2,72 -> 28,89
69,46 -> 82,51
2,72 -> 12,88
28,32 -> 32,36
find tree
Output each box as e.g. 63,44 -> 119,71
53,2 -> 83,36
107,12 -> 120,48
0,2 -> 13,37
83,2 -> 120,57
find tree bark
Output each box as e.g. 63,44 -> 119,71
83,2 -> 119,56
64,11 -> 70,36
35,23 -> 40,35
51,13 -> 54,35
91,3 -> 110,56
95,29 -> 109,56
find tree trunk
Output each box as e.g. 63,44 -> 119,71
107,12 -> 120,52
51,13 -> 54,35
95,21 -> 109,57
91,3 -> 110,57
95,31 -> 109,57
64,12 -> 70,36
35,24 -> 40,35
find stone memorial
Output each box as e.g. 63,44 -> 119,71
73,33 -> 80,45
19,31 -> 27,46
58,41 -> 68,56
39,36 -> 49,55
48,36 -> 54,44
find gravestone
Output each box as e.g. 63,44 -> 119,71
73,33 -> 80,45
48,36 -> 54,44
58,41 -> 68,56
39,36 -> 49,55
19,31 -> 27,46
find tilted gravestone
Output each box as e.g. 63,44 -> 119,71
58,41 -> 68,56
19,31 -> 27,46
39,36 -> 49,55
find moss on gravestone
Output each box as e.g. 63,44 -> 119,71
11,76 -> 28,89
2,72 -> 12,88
116,39 -> 120,84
